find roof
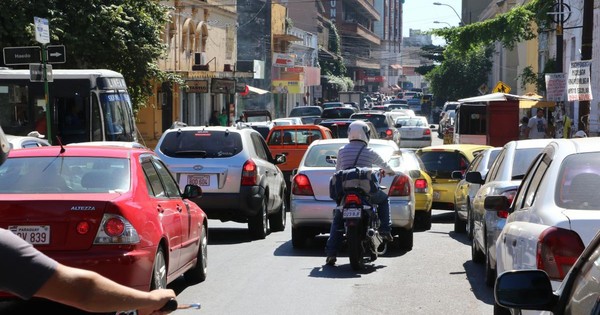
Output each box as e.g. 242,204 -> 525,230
7,145 -> 151,158
458,93 -> 555,108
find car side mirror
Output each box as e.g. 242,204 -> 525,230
395,122 -> 402,128
430,125 -> 436,129
465,171 -> 484,184
495,270 -> 556,311
182,184 -> 202,199
275,154 -> 287,164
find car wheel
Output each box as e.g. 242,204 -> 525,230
453,209 -> 466,233
493,302 -> 511,315
184,225 -> 208,284
269,190 -> 286,232
467,203 -> 474,240
249,198 -> 269,239
150,247 -> 167,290
394,227 -> 413,251
415,210 -> 432,231
485,239 -> 497,287
471,233 -> 485,264
291,226 -> 308,248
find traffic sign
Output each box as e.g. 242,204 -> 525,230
34,17 -> 50,44
3,46 -> 41,65
47,45 -> 66,63
493,81 -> 511,94
30,63 -> 53,82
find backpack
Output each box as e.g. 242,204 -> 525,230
329,167 -> 379,201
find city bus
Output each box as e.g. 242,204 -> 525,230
0,68 -> 137,144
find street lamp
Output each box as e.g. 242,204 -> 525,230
433,2 -> 464,26
433,21 -> 452,27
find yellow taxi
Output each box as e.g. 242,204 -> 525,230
389,149 -> 433,230
416,144 -> 491,211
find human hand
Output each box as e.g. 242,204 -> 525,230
138,289 -> 176,315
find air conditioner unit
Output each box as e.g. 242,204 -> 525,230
194,52 -> 206,65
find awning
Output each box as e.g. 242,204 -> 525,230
458,92 -> 556,108
390,64 -> 402,70
247,85 -> 270,95
518,93 -> 556,108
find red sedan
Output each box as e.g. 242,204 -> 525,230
0,145 -> 208,294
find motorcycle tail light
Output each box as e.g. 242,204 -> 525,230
292,174 -> 314,196
389,174 -> 411,196
537,226 -> 584,280
344,194 -> 362,205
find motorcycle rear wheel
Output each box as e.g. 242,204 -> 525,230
347,225 -> 365,270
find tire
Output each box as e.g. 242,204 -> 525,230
396,227 -> 414,251
493,303 -> 511,315
249,198 -> 269,239
150,247 -> 167,290
347,225 -> 365,271
269,191 -> 286,232
291,226 -> 308,248
422,210 -> 432,231
184,225 -> 207,284
485,240 -> 497,287
415,210 -> 432,231
471,233 -> 485,264
454,209 -> 466,233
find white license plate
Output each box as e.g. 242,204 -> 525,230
9,225 -> 50,244
188,174 -> 210,186
342,208 -> 362,218
433,191 -> 441,201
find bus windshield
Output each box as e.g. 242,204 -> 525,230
100,92 -> 135,142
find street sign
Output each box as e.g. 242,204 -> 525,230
3,46 -> 41,65
30,63 -> 53,82
493,81 -> 511,94
34,17 -> 50,44
47,45 -> 66,63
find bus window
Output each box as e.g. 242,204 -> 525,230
100,92 -> 135,142
56,95 -> 88,144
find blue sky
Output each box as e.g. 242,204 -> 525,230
402,0 -> 463,45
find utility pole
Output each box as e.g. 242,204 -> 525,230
579,0 -> 593,134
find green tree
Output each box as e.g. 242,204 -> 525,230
425,45 -> 493,101
0,0 -> 173,112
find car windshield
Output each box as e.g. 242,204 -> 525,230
303,142 -> 395,167
159,130 -> 243,158
0,157 -> 130,193
418,151 -> 469,179
396,117 -> 427,127
351,114 -> 387,128
556,152 -> 600,210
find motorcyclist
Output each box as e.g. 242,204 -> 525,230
325,120 -> 395,266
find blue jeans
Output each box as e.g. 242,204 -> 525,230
325,190 -> 391,256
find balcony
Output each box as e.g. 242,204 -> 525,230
346,0 -> 380,20
345,57 -> 380,70
339,22 -> 381,45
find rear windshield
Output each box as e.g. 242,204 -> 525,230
351,114 -> 387,128
303,143 -> 395,167
268,129 -> 322,145
418,151 -> 469,179
321,108 -> 355,119
556,152 -> 600,210
444,103 -> 458,111
0,157 -> 130,193
290,107 -> 321,117
159,130 -> 242,158
319,122 -> 350,138
396,117 -> 427,127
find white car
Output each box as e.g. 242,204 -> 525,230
271,117 -> 303,126
6,134 -> 50,149
290,138 -> 415,250
486,138 -> 600,313
394,116 -> 434,148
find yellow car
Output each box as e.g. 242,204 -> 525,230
416,144 -> 491,211
389,149 -> 433,230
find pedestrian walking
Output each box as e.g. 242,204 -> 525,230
526,108 -> 547,139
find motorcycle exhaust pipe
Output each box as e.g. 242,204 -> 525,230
367,228 -> 376,237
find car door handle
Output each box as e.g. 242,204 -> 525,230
176,205 -> 183,212
157,204 -> 164,214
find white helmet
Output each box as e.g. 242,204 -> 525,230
348,120 -> 370,144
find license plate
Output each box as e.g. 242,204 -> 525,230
188,174 -> 210,186
9,225 -> 50,245
342,208 -> 362,218
433,191 -> 441,201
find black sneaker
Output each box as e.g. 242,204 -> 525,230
380,231 -> 393,242
325,256 -> 337,266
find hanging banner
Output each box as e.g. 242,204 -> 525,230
567,60 -> 593,102
272,80 -> 303,94
544,73 -> 566,101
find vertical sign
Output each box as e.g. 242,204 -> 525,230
34,17 -> 50,44
544,73 -> 567,101
567,60 -> 593,102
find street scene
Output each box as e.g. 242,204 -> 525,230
1,0 -> 600,315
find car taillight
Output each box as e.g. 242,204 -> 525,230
414,178 -> 428,193
536,227 -> 584,280
389,174 -> 411,196
94,214 -> 140,244
423,129 -> 431,136
241,159 -> 257,186
386,129 -> 393,137
344,194 -> 362,206
497,189 -> 517,218
292,174 -> 314,196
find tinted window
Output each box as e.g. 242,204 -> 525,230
396,117 -> 427,127
159,130 -> 242,158
152,159 -> 181,197
418,151 -> 469,179
289,106 -> 322,117
142,160 -> 166,198
351,114 -> 388,128
556,152 -> 600,210
320,122 -> 350,138
487,150 -> 501,169
321,108 -> 355,119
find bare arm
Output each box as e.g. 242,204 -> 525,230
35,264 -> 175,315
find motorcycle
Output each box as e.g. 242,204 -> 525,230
337,174 -> 388,271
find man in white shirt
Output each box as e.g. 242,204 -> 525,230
526,108 -> 548,139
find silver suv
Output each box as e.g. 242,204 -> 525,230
155,124 -> 287,239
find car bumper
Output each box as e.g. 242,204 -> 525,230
432,182 -> 458,210
415,192 -> 432,212
192,186 -> 265,221
399,138 -> 431,148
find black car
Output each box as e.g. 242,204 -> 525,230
350,111 -> 400,145
318,119 -> 378,139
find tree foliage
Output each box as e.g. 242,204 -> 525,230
0,0 -> 172,112
425,45 -> 493,101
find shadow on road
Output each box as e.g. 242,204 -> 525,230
463,260 -> 495,305
207,226 -> 254,245
308,262 -> 386,279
